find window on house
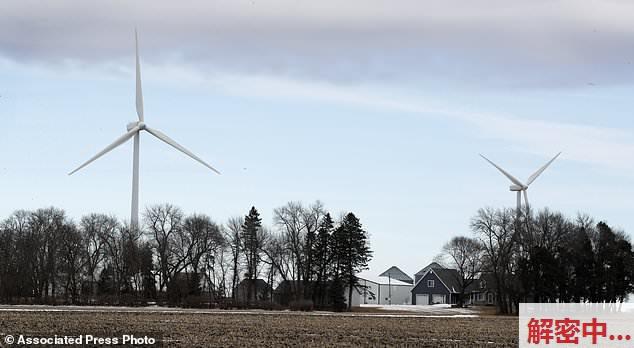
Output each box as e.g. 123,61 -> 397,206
427,280 -> 434,288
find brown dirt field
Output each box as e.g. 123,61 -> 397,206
0,311 -> 519,347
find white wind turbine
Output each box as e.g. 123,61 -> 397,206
69,30 -> 220,229
479,152 -> 561,211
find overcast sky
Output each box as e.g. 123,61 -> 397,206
2,0 -> 634,280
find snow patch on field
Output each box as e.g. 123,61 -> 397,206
360,304 -> 479,315
0,304 -> 479,318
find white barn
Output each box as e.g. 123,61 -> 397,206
348,266 -> 415,306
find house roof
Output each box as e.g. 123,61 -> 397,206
432,268 -> 462,293
379,266 -> 414,284
412,267 -> 462,293
414,262 -> 444,276
237,279 -> 270,289
465,273 -> 497,293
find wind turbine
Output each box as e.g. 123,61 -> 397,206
69,30 -> 220,229
479,152 -> 561,211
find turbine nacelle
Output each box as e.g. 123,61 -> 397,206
509,184 -> 525,191
127,121 -> 146,131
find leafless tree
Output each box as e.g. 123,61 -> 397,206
438,236 -> 484,307
471,207 -> 517,314
273,201 -> 325,301
144,204 -> 184,293
180,214 -> 224,296
80,214 -> 117,296
60,222 -> 84,303
29,207 -> 67,300
273,202 -> 306,300
225,216 -> 243,300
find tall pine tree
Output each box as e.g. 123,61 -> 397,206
312,212 -> 334,306
334,213 -> 372,310
241,206 -> 262,305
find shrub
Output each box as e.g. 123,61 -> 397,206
289,299 -> 314,311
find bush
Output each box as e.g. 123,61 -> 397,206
182,295 -> 208,308
289,299 -> 314,311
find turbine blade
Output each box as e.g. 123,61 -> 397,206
526,152 -> 561,186
523,190 -> 529,210
145,126 -> 221,175
479,154 -> 525,187
135,29 -> 144,122
68,126 -> 140,175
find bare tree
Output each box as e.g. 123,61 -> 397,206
29,208 -> 67,300
80,214 -> 117,296
204,233 -> 230,301
274,202 -> 306,300
438,236 -> 484,307
144,204 -> 185,294
225,216 -> 243,300
97,219 -> 126,297
471,207 -> 517,314
181,214 -> 223,296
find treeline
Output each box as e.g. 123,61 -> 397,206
441,207 -> 634,314
0,201 -> 372,311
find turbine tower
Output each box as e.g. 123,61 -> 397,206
479,152 -> 561,211
69,30 -> 220,229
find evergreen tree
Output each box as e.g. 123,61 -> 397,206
312,212 -> 333,306
328,276 -> 346,312
241,207 -> 262,305
336,213 -> 372,310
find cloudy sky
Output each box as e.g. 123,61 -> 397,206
2,0 -> 634,279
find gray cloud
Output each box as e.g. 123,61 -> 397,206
3,0 -> 634,87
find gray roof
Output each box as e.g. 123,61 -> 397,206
430,268 -> 462,293
379,266 -> 414,284
414,262 -> 444,276
465,273 -> 497,293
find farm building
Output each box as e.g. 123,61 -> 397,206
350,277 -> 413,306
465,273 -> 497,306
411,264 -> 461,305
411,263 -> 497,306
349,266 -> 414,306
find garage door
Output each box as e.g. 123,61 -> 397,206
432,294 -> 446,304
416,294 -> 429,305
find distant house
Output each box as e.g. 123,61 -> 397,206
466,273 -> 497,306
411,264 -> 461,305
411,263 -> 498,306
235,279 -> 271,303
